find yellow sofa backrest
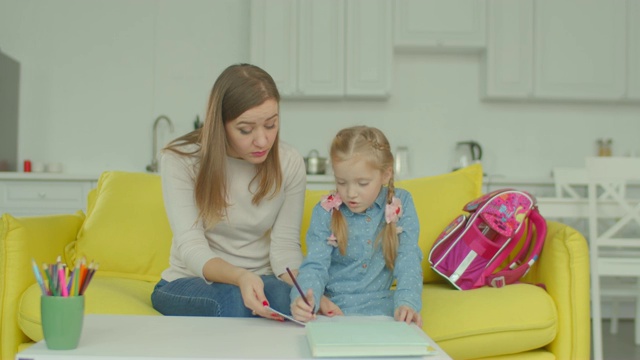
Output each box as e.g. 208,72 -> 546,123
66,164 -> 482,283
66,171 -> 172,282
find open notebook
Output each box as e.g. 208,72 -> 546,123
306,316 -> 435,358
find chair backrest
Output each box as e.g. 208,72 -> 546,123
586,157 -> 640,250
553,166 -> 625,200
553,167 -> 588,199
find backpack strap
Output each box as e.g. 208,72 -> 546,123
484,208 -> 547,288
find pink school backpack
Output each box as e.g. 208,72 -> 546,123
428,189 -> 546,290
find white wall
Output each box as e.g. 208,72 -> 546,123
1,0 -> 640,179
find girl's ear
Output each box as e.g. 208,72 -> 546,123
382,166 -> 393,184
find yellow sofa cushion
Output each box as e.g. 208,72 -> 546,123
18,278 -> 160,342
422,283 -> 557,359
69,171 -> 172,282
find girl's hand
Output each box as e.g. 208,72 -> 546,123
237,271 -> 283,321
290,289 -> 316,322
394,305 -> 422,327
319,295 -> 343,317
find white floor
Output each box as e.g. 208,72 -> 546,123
601,319 -> 640,359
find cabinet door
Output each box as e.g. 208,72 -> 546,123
628,0 -> 640,100
394,0 -> 486,51
0,180 -> 92,216
534,0 -> 626,100
482,0 -> 533,99
298,0 -> 345,97
250,0 -> 298,97
345,0 -> 392,98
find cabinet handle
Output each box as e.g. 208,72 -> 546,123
38,192 -> 46,198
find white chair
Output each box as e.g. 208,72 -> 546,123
552,167 -> 633,336
586,157 -> 640,360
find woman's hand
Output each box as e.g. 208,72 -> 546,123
290,289 -> 316,322
394,305 -> 422,327
237,271 -> 283,321
319,295 -> 343,317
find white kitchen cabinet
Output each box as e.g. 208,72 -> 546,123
628,0 -> 640,100
481,0 -> 533,99
298,0 -> 345,97
483,0 -> 638,102
250,0 -> 298,96
346,0 -> 392,97
0,174 -> 97,217
394,0 -> 486,52
250,0 -> 392,99
534,0 -> 626,101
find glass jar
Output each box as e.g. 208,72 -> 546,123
597,138 -> 612,157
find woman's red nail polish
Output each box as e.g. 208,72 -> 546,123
271,313 -> 279,318
327,311 -> 333,315
263,300 -> 269,307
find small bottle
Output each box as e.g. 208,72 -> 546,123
23,160 -> 31,172
597,138 -> 612,157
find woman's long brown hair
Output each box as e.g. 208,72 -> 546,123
329,126 -> 399,270
164,64 -> 282,228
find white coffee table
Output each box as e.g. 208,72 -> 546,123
16,314 -> 452,360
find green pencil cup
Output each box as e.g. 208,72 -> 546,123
41,295 -> 85,350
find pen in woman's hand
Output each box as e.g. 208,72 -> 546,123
286,267 -> 311,307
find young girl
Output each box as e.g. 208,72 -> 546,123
290,126 -> 423,325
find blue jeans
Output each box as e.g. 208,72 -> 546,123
151,275 -> 292,317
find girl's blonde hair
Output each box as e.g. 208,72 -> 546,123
164,63 -> 282,228
329,126 -> 399,270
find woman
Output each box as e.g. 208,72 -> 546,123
151,63 -> 306,320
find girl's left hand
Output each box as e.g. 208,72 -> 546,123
394,305 -> 422,327
319,295 -> 343,317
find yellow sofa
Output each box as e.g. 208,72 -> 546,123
0,165 -> 590,360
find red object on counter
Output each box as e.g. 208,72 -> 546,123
23,160 -> 31,172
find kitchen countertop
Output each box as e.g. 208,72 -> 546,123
308,174 -> 555,185
0,171 -> 101,181
1,172 -> 556,186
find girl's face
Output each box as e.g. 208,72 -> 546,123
332,156 -> 392,213
224,99 -> 279,164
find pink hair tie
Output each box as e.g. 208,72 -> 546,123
385,197 -> 402,223
321,193 -> 342,212
385,197 -> 404,234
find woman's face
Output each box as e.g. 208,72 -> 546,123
224,99 -> 279,164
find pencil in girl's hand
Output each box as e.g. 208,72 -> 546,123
286,267 -> 311,307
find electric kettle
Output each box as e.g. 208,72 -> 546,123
453,141 -> 482,170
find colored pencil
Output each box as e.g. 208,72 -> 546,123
58,265 -> 68,297
31,259 -> 48,295
286,267 -> 311,307
42,263 -> 52,295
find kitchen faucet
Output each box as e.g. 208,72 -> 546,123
146,115 -> 174,173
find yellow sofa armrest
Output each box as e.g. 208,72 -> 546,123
0,212 -> 84,360
523,220 -> 590,360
